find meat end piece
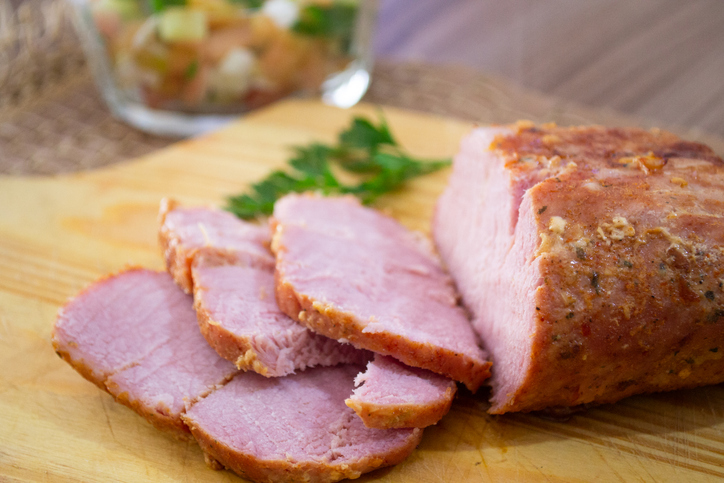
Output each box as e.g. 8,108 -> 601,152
192,251 -> 370,376
159,198 -> 273,293
52,268 -> 237,438
183,364 -> 423,483
346,355 -> 457,429
434,122 -> 724,414
271,193 -> 491,392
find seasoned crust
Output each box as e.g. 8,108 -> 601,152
492,122 -> 722,171
501,176 -> 724,413
345,385 -> 456,429
436,123 -> 724,414
506,125 -> 724,413
182,413 -> 423,483
273,264 -> 491,392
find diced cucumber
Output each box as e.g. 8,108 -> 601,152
209,47 -> 256,100
158,8 -> 208,42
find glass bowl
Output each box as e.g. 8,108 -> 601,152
69,0 -> 377,136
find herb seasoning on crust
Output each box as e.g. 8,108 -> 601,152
435,122 -> 724,413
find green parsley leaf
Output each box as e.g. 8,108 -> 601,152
350,153 -> 450,204
329,116 -> 396,173
225,114 -> 450,219
339,116 -> 394,150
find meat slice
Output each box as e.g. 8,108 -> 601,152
159,198 -> 273,293
192,251 -> 369,376
52,267 -> 195,388
183,364 -> 423,483
52,268 -> 237,438
346,355 -> 457,429
434,122 -> 724,413
271,193 -> 491,391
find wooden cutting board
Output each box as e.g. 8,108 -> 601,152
1,99 -> 722,482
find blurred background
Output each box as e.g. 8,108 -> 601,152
375,0 -> 724,137
2,0 -> 723,173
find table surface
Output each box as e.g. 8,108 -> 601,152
2,99 -> 724,483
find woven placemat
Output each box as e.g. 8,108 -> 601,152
1,0 -> 722,176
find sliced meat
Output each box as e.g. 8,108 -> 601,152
53,269 -> 423,481
165,200 -> 452,428
52,268 -> 237,438
346,355 -> 457,429
160,200 -> 369,376
183,364 -> 423,483
434,122 -> 724,413
159,198 -> 273,293
271,193 -> 491,391
192,251 -> 369,376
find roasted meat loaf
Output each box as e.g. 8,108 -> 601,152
434,122 -> 724,413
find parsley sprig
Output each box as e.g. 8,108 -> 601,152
225,115 -> 451,219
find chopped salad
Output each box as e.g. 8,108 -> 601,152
88,0 -> 359,111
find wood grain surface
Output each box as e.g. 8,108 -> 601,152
377,0 -> 724,138
1,100 -> 723,482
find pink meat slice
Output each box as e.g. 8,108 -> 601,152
52,268 -> 189,386
271,193 -> 491,392
434,123 -> 724,413
165,201 -> 452,429
159,198 -> 273,293
183,364 -> 423,483
52,268 -> 237,438
346,355 -> 457,429
192,252 -> 369,376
